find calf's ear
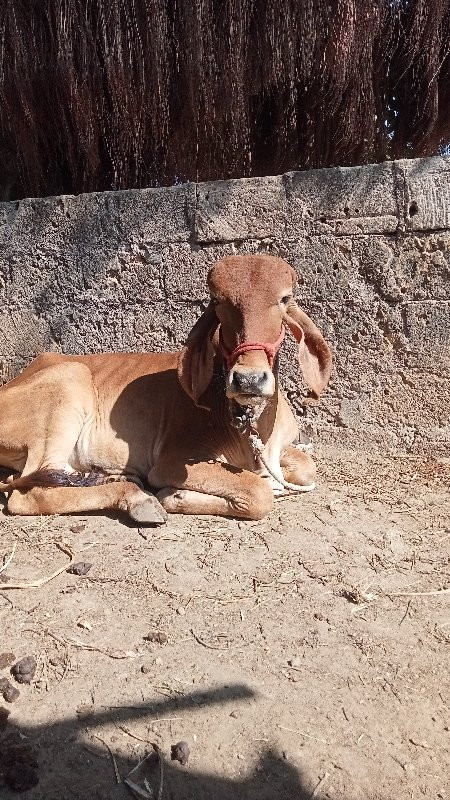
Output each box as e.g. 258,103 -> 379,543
177,301 -> 219,408
283,300 -> 332,403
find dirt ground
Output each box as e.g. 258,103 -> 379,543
0,448 -> 449,800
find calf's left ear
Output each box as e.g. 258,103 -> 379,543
283,300 -> 332,403
178,301 -> 219,408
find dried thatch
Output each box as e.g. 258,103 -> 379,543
0,1 -> 449,199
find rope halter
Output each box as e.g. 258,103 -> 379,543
219,325 -> 286,370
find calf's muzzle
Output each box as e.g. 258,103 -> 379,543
220,325 -> 285,401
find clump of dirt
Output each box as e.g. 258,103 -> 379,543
171,740 -> 190,765
0,679 -> 19,703
11,657 -> 36,685
144,630 -> 168,644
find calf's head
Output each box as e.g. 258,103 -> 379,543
178,255 -> 332,409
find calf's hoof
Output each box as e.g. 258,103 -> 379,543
129,497 -> 168,525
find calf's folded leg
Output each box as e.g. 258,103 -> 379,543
155,461 -> 274,520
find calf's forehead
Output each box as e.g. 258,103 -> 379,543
208,256 -> 295,303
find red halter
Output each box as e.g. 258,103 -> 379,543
219,325 -> 286,369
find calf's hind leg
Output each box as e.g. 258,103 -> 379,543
0,361 -> 93,478
280,446 -> 316,487
7,483 -> 167,525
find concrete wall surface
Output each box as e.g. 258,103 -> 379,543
0,156 -> 449,455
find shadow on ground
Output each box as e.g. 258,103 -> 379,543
1,684 -> 322,800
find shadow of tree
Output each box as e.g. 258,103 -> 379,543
0,685 -> 322,800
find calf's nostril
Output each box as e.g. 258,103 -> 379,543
231,372 -> 246,390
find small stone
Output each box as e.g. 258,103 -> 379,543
288,656 -> 302,668
77,619 -> 92,631
409,738 -> 430,749
67,562 -> 92,576
171,740 -> 190,765
144,630 -> 168,644
141,665 -> 152,674
0,652 -> 16,669
0,677 -> 20,702
3,682 -> 20,703
69,523 -> 87,534
176,606 -> 186,616
229,710 -> 239,719
11,656 -> 37,684
155,657 -> 163,666
282,750 -> 288,760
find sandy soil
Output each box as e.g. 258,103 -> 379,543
0,448 -> 449,800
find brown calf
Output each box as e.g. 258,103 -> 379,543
0,255 -> 332,523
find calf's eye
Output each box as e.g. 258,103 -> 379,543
281,295 -> 292,305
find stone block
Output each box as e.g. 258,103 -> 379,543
401,155 -> 450,231
285,161 -> 398,236
195,176 -> 288,242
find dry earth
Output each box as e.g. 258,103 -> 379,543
0,448 -> 449,800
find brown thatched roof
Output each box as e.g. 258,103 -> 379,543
1,1 -> 449,199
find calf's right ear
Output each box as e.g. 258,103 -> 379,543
177,301 -> 219,408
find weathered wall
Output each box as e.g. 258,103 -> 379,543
0,156 -> 449,455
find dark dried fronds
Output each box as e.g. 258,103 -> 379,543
0,1 -> 449,199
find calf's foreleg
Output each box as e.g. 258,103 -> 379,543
156,461 -> 274,520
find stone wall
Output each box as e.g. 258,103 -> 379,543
0,156 -> 449,455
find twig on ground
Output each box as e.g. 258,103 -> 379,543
399,599 -> 412,626
92,734 -> 121,784
115,723 -> 151,744
250,528 -> 270,551
45,630 -> 138,659
79,541 -> 100,551
310,771 -> 330,798
1,542 -> 74,589
124,745 -> 164,800
56,646 -> 71,685
278,725 -> 329,744
190,628 -> 250,651
391,588 -> 450,597
0,542 -> 17,574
